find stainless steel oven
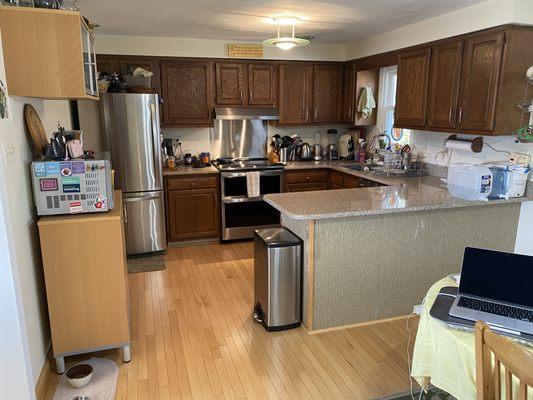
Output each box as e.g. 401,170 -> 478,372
220,169 -> 283,241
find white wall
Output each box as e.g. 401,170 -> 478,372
0,171 -> 34,399
346,0 -> 533,60
94,34 -> 346,62
0,29 -> 72,391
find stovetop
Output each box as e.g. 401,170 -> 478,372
212,158 -> 284,171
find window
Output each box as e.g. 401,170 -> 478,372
376,66 -> 411,147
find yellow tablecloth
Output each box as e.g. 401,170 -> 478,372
411,278 -> 533,400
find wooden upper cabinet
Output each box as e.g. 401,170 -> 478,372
0,7 -> 98,99
457,32 -> 504,132
96,55 -> 121,75
342,63 -> 356,123
215,62 -> 246,105
160,60 -> 213,126
118,57 -> 161,93
312,64 -> 343,123
278,64 -> 313,124
427,41 -> 464,129
395,48 -> 432,128
248,64 -> 277,107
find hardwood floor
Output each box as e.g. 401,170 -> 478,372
43,242 -> 419,400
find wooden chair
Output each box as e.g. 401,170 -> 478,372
475,321 -> 533,400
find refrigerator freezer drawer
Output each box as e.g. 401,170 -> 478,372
123,191 -> 166,255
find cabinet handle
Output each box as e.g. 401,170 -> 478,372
305,109 -> 309,121
458,107 -> 463,123
306,176 -> 310,181
314,109 -> 318,119
122,203 -> 128,224
349,107 -> 352,118
448,107 -> 453,123
191,182 -> 196,187
249,89 -> 253,101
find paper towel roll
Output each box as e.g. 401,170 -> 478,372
445,139 -> 476,152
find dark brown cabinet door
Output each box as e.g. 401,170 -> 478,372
215,62 -> 246,105
342,63 -> 356,123
118,57 -> 161,93
395,48 -> 431,128
457,32 -> 504,132
313,64 -> 343,123
160,60 -> 213,126
248,63 -> 276,107
96,55 -> 120,75
427,42 -> 464,129
278,64 -> 313,124
166,188 -> 220,241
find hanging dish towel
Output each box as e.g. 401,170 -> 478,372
246,171 -> 261,198
357,86 -> 376,119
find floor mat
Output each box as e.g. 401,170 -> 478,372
127,254 -> 166,274
53,357 -> 118,400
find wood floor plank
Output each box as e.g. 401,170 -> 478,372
42,242 -> 418,400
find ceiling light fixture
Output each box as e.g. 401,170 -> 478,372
263,16 -> 310,51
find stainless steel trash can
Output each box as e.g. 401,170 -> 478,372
253,227 -> 303,331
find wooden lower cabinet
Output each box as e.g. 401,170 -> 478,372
165,175 -> 220,241
37,191 -> 130,371
285,169 -> 384,192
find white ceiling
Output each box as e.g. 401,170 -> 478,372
80,0 -> 486,44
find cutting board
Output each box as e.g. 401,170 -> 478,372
24,104 -> 48,156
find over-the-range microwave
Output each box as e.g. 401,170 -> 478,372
31,152 -> 114,216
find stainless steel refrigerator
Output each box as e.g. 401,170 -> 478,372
99,93 -> 166,255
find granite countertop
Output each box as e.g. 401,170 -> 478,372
163,165 -> 219,176
264,161 -> 533,220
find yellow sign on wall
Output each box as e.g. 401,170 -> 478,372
228,44 -> 264,58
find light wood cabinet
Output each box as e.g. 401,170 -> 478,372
165,175 -> 220,241
160,60 -> 213,126
37,191 -> 130,372
0,6 -> 98,100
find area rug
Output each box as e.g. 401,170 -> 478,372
377,386 -> 457,400
127,254 -> 166,274
53,357 -> 118,400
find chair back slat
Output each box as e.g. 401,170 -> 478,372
505,369 -> 513,400
494,359 -> 501,400
519,382 -> 527,400
475,321 -> 533,400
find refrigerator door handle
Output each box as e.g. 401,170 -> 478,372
150,102 -> 163,189
123,192 -> 163,202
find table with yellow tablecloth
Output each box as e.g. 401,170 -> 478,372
411,277 -> 533,400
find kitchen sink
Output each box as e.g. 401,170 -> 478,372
345,164 -> 377,172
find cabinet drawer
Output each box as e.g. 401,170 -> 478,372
285,182 -> 329,192
329,182 -> 343,190
343,175 -> 361,188
285,170 -> 328,184
165,175 -> 218,190
329,171 -> 344,186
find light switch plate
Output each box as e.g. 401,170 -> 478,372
2,138 -> 17,165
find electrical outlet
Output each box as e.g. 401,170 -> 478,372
1,138 -> 16,165
413,304 -> 423,315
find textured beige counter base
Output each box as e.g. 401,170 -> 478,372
282,202 -> 520,332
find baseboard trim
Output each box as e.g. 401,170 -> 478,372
35,353 -> 53,400
308,314 -> 416,335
